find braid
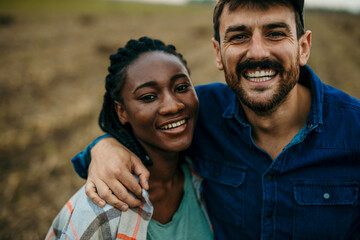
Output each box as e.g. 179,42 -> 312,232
99,36 -> 189,168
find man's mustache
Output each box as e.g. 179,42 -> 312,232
236,59 -> 284,76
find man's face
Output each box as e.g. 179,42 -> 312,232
213,4 -> 311,114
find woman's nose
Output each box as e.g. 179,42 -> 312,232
158,94 -> 185,115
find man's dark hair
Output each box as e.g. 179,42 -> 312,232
213,0 -> 305,42
99,36 -> 189,167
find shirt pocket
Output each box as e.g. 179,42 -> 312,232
293,181 -> 359,240
193,158 -> 246,226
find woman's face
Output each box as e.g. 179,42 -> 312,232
116,51 -> 198,154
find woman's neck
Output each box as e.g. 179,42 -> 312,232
142,146 -> 185,224
146,148 -> 181,184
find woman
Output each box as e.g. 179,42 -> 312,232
45,37 -> 213,240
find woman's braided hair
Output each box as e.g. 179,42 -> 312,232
99,36 -> 189,167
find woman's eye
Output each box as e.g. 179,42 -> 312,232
175,84 -> 189,92
140,94 -> 157,102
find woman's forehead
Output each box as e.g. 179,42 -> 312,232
129,51 -> 184,72
125,51 -> 188,87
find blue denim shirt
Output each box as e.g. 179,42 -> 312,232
72,66 -> 360,240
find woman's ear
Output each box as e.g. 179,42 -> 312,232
114,101 -> 129,125
299,30 -> 312,66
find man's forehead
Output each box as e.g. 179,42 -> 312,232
221,0 -> 304,27
220,4 -> 296,27
222,1 -> 294,14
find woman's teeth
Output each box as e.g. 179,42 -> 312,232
160,119 -> 186,130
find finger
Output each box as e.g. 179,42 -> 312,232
104,193 -> 129,212
108,178 -> 142,208
132,158 -> 150,191
112,160 -> 144,198
94,179 -> 129,211
85,180 -> 106,208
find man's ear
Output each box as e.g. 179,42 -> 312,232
212,38 -> 224,70
114,101 -> 129,125
299,30 -> 312,66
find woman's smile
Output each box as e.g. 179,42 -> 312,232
158,119 -> 187,130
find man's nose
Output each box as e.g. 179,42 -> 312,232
158,93 -> 185,115
246,33 -> 270,60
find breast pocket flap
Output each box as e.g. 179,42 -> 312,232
294,181 -> 359,206
194,158 -> 246,187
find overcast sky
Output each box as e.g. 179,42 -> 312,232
305,0 -> 360,13
119,0 -> 360,13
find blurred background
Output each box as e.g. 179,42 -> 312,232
0,0 -> 359,238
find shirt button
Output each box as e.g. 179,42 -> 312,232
323,193 -> 330,200
265,174 -> 273,180
265,213 -> 273,219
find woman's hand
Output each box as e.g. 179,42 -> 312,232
85,137 -> 150,210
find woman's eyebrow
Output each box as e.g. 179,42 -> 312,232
171,73 -> 189,82
133,73 -> 189,94
133,81 -> 157,94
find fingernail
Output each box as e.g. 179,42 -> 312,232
145,181 -> 149,189
121,205 -> 128,212
99,201 -> 105,206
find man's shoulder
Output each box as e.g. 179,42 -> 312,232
322,84 -> 360,114
304,65 -> 359,112
316,84 -> 360,149
195,83 -> 235,110
195,82 -> 231,96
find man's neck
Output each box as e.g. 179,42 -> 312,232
242,83 -> 311,160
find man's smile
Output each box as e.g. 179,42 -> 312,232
244,69 -> 277,82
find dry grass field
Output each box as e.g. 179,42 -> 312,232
0,0 -> 359,238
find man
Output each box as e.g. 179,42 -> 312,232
72,0 -> 360,239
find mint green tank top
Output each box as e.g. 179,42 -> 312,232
147,164 -> 213,240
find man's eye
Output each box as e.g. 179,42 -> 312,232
230,34 -> 247,41
268,32 -> 286,38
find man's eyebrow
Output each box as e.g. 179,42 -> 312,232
225,25 -> 247,37
264,22 -> 291,31
133,73 -> 189,94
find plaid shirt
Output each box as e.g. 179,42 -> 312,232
45,162 -> 211,240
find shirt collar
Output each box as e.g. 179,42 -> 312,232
222,92 -> 250,127
299,65 -> 323,132
222,65 -> 324,131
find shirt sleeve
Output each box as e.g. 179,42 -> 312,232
46,186 -> 122,240
71,134 -> 111,179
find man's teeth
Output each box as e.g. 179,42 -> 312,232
160,119 -> 186,130
245,70 -> 276,82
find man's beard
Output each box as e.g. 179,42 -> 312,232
224,57 -> 300,115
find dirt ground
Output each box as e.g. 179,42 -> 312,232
0,1 -> 359,239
